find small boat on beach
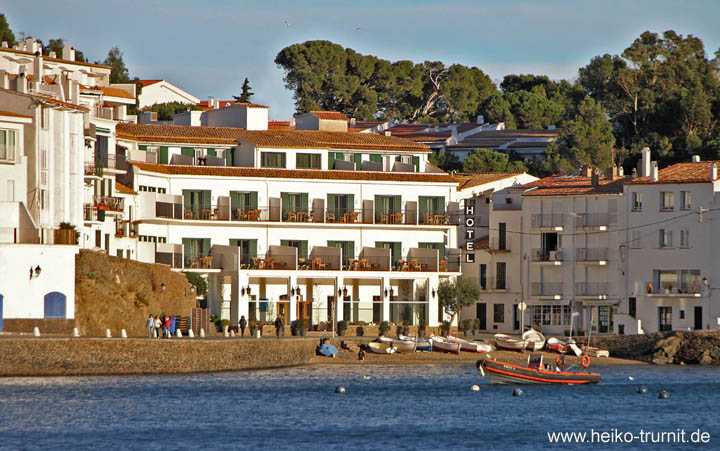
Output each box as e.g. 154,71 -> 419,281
429,336 -> 461,354
446,335 -> 493,353
494,334 -> 526,352
477,353 -> 602,385
367,342 -> 397,354
522,330 -> 546,351
582,346 -> 610,358
546,337 -> 569,353
376,336 -> 417,352
399,334 -> 432,352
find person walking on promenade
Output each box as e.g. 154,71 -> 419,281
154,315 -> 162,338
275,315 -> 284,337
164,315 -> 172,338
239,316 -> 247,336
146,314 -> 155,338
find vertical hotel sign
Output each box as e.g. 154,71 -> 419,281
464,200 -> 475,263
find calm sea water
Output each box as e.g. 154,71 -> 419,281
0,364 -> 718,450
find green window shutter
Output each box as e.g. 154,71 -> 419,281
345,241 -> 355,260
370,154 -> 382,163
418,242 -> 428,249
412,155 -> 420,172
202,190 -> 211,209
347,194 -> 354,213
181,147 -> 194,157
439,245 -> 446,260
419,196 -> 429,219
328,152 -> 335,170
301,193 -> 309,212
138,145 -> 147,151
249,192 -> 258,209
280,153 -> 287,168
182,238 -> 194,258
207,148 -> 217,157
230,191 -> 239,211
182,189 -> 192,210
393,195 -> 401,213
229,239 -> 239,247
439,196 -> 446,214
281,193 -> 289,219
280,240 -> 289,247
159,146 -> 169,164
393,242 -> 401,263
327,194 -> 336,217
328,240 -> 337,248
300,241 -> 308,259
354,153 -> 362,169
226,148 -> 233,167
202,238 -> 211,256
249,239 -> 257,258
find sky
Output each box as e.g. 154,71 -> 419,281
3,0 -> 720,119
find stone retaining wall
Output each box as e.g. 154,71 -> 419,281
0,338 -> 317,377
2,319 -> 75,334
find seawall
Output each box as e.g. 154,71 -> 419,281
0,338 -> 317,377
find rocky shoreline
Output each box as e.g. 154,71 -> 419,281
590,330 -> 720,365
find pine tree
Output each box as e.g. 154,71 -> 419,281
233,78 -> 254,103
0,14 -> 15,47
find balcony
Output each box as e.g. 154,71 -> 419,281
530,282 -> 563,298
488,236 -> 510,252
575,213 -> 615,230
419,210 -> 450,225
531,248 -> 563,263
94,195 -> 124,212
531,214 -> 565,230
480,276 -> 510,291
646,281 -> 702,298
575,248 -> 608,264
95,154 -> 128,174
575,282 -> 609,297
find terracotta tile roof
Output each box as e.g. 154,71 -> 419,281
465,129 -> 558,139
268,121 -> 295,130
115,182 -> 137,195
520,175 -> 629,196
0,109 -> 33,119
0,46 -> 111,69
138,79 -> 163,87
310,111 -> 348,121
454,172 -> 525,191
116,123 -> 430,152
99,86 -> 134,99
130,162 -> 457,184
625,161 -> 720,185
0,87 -> 89,112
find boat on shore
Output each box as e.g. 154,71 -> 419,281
429,336 -> 461,354
398,334 -> 432,352
477,354 -> 602,385
494,334 -> 526,352
522,330 -> 546,351
367,342 -> 397,354
546,337 -> 569,353
582,346 -> 610,358
445,335 -> 493,353
376,335 -> 418,352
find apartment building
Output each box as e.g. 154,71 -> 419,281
114,111 -> 462,328
623,154 -> 720,333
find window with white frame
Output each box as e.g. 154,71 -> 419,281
630,230 -> 642,248
659,229 -> 672,248
41,107 -> 49,129
660,192 -> 674,211
40,189 -> 48,210
680,230 -> 690,248
631,192 -> 643,211
0,129 -> 17,161
680,191 -> 691,210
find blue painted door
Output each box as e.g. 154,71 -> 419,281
0,294 -> 4,331
44,292 -> 66,318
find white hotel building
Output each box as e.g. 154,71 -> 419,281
113,110 -> 463,327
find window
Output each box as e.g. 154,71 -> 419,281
395,155 -> 413,164
631,192 -> 643,211
505,197 -> 512,205
158,187 -> 166,194
41,107 -> 49,129
40,189 -> 48,210
479,264 -> 487,290
419,196 -> 445,223
658,306 -> 672,332
280,239 -> 308,259
630,231 -> 642,248
660,192 -> 674,211
659,229 -> 672,248
493,304 -> 505,323
498,223 -> 507,250
261,152 -> 286,168
680,191 -> 691,210
680,230 -> 690,248
496,262 -> 506,290
327,240 -> 354,268
296,153 -> 321,169
529,305 -> 572,326
628,297 -> 636,318
40,149 -> 48,186
0,129 -> 17,161
680,310 -> 685,320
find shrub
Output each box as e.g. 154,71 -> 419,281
462,319 -> 473,331
337,320 -> 348,332
220,319 -> 231,328
473,318 -> 481,330
379,321 -> 391,336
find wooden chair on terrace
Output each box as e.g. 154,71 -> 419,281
287,211 -> 297,222
252,257 -> 265,269
440,260 -> 448,272
327,211 -> 336,223
184,208 -> 194,219
423,213 -> 434,225
349,212 -> 359,223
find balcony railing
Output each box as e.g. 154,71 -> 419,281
94,195 -> 124,212
575,213 -> 615,228
531,248 -> 563,262
530,282 -> 563,296
646,281 -> 702,295
576,248 -> 608,262
489,236 -> 510,252
95,154 -> 128,172
575,282 -> 609,296
480,276 -> 509,291
184,253 -> 221,270
419,210 -> 450,225
531,214 -> 565,228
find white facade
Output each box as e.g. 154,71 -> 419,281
137,80 -> 200,109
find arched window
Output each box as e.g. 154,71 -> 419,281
44,292 -> 66,318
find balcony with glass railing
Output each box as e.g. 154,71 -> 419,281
575,248 -> 609,263
531,213 -> 565,229
531,248 -> 563,263
575,282 -> 609,297
575,213 -> 615,230
530,282 -> 563,297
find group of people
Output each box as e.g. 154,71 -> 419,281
146,314 -> 173,338
236,315 -> 285,337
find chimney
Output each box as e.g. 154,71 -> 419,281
62,45 -> 75,61
650,161 -> 659,182
349,117 -> 356,126
25,37 -> 37,54
711,163 -> 717,181
1,41 -> 7,48
384,130 -> 392,137
33,53 -> 43,89
477,114 -> 484,124
581,164 -> 592,178
49,51 -> 57,58
591,168 -> 600,187
605,165 -> 617,180
618,166 -> 624,177
692,155 -> 701,163
450,124 -> 458,139
641,147 -> 651,177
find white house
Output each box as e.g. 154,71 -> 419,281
137,79 -> 200,109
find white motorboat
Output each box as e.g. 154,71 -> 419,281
429,336 -> 461,354
522,330 -> 546,351
367,342 -> 397,354
494,334 -> 526,351
445,335 -> 493,353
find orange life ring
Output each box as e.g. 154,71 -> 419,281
581,355 -> 591,368
555,354 -> 566,370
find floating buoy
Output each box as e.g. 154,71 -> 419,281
121,329 -> 128,338
580,355 -> 591,368
188,329 -> 195,338
199,328 -> 205,338
658,390 -> 669,399
363,375 -> 371,380
636,385 -> 648,394
628,376 -> 635,381
471,384 -> 480,391
176,329 -> 182,338
512,388 -> 524,397
105,329 -> 112,338
335,386 -> 346,393
33,327 -> 41,337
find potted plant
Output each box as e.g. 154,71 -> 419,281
337,320 -> 348,336
576,328 -> 586,337
440,320 -> 451,337
473,318 -> 481,335
564,328 -> 571,337
462,319 -> 473,337
418,319 -> 427,338
379,321 -> 391,337
298,318 -> 309,336
290,320 -> 299,336
220,319 -> 231,335
357,325 -> 365,337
